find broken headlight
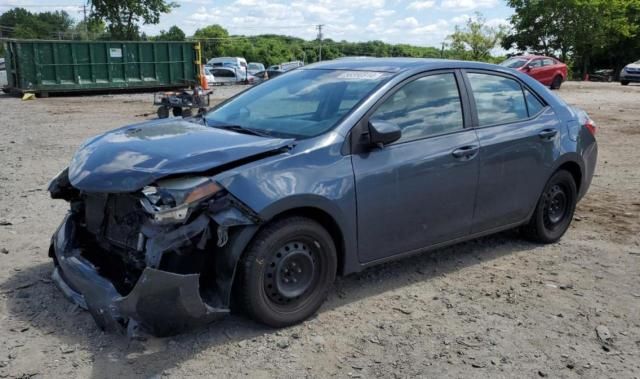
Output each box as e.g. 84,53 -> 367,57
140,176 -> 222,223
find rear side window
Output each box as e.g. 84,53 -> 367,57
524,88 -> 545,116
371,73 -> 464,143
467,73 -> 528,126
543,58 -> 555,66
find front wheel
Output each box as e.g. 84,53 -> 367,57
522,170 -> 577,243
621,81 -> 630,86
239,217 -> 337,327
550,75 -> 563,90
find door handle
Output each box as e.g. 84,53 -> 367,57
539,129 -> 558,139
452,145 -> 479,159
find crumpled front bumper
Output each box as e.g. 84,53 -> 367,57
50,214 -> 228,337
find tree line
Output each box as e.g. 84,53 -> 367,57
3,0 -> 640,76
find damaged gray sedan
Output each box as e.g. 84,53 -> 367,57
48,59 -> 597,336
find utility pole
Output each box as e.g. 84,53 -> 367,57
316,24 -> 324,62
83,4 -> 88,38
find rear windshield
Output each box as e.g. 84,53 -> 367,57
500,58 -> 529,68
205,69 -> 392,139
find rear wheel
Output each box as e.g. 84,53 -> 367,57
621,81 -> 630,86
522,170 -> 577,243
550,75 -> 563,90
172,107 -> 183,117
240,217 -> 337,327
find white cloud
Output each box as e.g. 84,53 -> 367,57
407,1 -> 436,10
440,0 -> 498,11
374,9 -> 396,17
394,17 -> 420,28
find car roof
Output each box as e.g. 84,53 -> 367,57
301,57 -> 505,73
512,55 -> 557,60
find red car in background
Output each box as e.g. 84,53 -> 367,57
500,55 -> 568,90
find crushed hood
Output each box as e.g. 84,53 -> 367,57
68,119 -> 293,192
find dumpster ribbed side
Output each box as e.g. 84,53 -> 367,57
2,40 -> 198,94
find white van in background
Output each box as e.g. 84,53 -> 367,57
207,57 -> 248,78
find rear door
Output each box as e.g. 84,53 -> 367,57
352,71 -> 480,263
463,70 -> 561,233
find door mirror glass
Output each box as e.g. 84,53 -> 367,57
368,119 -> 401,147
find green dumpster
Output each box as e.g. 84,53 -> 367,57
3,39 -> 199,95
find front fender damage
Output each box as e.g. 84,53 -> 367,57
49,187 -> 262,337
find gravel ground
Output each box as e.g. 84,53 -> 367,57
0,82 -> 639,379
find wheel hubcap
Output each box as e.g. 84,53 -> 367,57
264,241 -> 317,305
543,184 -> 568,227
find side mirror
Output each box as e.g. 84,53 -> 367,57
368,119 -> 401,147
524,64 -> 533,71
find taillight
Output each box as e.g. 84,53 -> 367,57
584,118 -> 597,136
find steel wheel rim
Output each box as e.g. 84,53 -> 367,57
264,240 -> 319,306
543,184 -> 568,228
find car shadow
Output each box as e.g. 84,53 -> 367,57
1,230 -> 540,378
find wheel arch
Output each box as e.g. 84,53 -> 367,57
553,159 -> 583,195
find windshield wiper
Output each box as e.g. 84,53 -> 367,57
215,124 -> 272,137
204,119 -> 272,137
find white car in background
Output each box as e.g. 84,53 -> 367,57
207,66 -> 256,85
207,57 -> 248,77
0,58 -> 7,89
204,66 -> 215,86
247,62 -> 265,76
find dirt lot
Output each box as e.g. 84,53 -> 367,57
0,82 -> 639,378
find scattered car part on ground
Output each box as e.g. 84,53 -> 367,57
48,58 -> 597,337
153,86 -> 211,119
500,55 -> 568,89
620,59 -> 640,85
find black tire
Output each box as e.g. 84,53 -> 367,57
550,75 -> 563,90
181,108 -> 193,118
621,81 -> 630,86
157,106 -> 170,119
172,107 -> 183,117
523,170 -> 577,244
239,216 -> 337,327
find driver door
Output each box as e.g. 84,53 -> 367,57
351,71 -> 480,263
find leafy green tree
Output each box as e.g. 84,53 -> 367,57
504,0 -> 640,76
193,24 -> 230,59
448,12 -> 506,61
154,25 -> 185,41
88,0 -> 177,40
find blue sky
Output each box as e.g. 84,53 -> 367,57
1,0 -> 514,47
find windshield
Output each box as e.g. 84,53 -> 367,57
500,58 -> 529,68
204,69 -> 391,139
248,63 -> 263,70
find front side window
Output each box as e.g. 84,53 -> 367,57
371,73 -> 464,143
529,59 -> 543,68
500,58 -> 528,69
467,72 -> 528,126
205,69 -> 391,139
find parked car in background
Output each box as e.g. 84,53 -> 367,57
500,55 -> 567,89
0,58 -> 7,90
247,62 -> 265,75
252,70 -> 269,83
266,61 -> 304,79
208,66 -> 256,85
204,66 -> 215,86
48,58 -> 597,336
589,69 -> 614,82
620,60 -> 640,85
207,57 -> 248,77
